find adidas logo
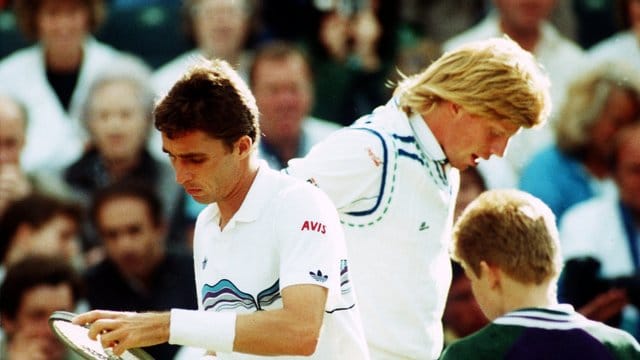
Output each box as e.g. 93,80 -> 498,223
309,270 -> 328,283
419,222 -> 429,231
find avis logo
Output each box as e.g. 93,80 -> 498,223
309,270 -> 328,282
301,220 -> 326,234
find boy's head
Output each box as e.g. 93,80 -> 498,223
452,189 -> 563,318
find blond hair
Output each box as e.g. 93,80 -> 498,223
452,189 -> 562,285
394,37 -> 550,128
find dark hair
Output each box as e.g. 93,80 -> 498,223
154,58 -> 259,149
13,0 -> 106,40
89,180 -> 164,231
248,40 -> 313,87
0,255 -> 84,320
0,194 -> 82,264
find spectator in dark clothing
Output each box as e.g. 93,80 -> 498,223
84,181 -> 197,359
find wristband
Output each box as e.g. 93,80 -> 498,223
169,309 -> 236,353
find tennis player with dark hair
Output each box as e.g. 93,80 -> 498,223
441,189 -> 640,359
73,58 -> 369,359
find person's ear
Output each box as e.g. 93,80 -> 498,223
447,101 -> 462,115
234,135 -> 253,158
479,260 -> 501,289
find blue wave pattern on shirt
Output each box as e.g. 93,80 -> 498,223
202,279 -> 281,311
257,279 -> 281,309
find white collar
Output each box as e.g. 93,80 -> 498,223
407,111 -> 448,163
203,159 -> 271,228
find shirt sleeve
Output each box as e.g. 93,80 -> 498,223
273,181 -> 349,307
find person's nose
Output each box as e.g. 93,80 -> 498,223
491,136 -> 510,157
173,161 -> 193,185
104,112 -> 128,126
118,234 -> 139,252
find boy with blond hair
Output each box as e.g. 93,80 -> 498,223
442,189 -> 640,359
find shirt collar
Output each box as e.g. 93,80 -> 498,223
408,111 -> 448,163
233,160 -> 272,223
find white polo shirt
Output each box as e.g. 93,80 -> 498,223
287,99 -> 460,359
191,161 -> 369,359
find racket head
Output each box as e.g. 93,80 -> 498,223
48,311 -> 154,360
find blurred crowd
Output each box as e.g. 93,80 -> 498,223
0,0 -> 639,359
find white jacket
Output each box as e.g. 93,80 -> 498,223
0,37 -> 125,171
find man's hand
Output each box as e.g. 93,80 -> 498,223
72,310 -> 171,356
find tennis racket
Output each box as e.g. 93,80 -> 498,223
48,311 -> 154,360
